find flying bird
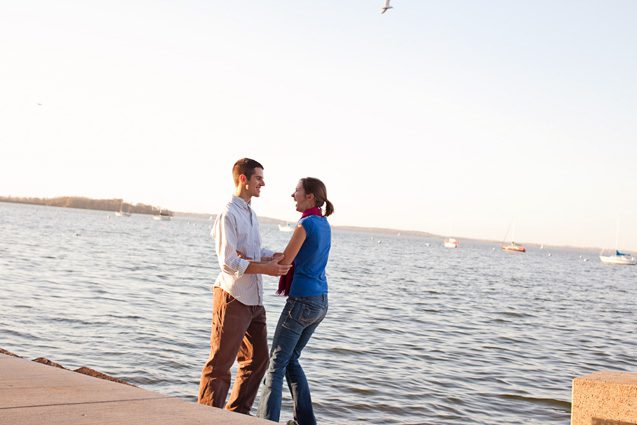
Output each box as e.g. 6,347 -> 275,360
381,0 -> 393,14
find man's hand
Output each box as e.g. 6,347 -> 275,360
242,253 -> 291,276
263,256 -> 291,276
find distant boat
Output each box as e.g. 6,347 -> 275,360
502,241 -> 526,253
599,219 -> 635,265
600,250 -> 636,265
153,208 -> 171,221
443,237 -> 459,248
115,200 -> 131,217
501,220 -> 525,253
278,223 -> 294,232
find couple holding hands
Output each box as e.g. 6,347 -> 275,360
198,158 -> 333,425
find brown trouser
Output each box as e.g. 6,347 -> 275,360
198,287 -> 268,414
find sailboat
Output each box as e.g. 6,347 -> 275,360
114,200 -> 131,217
278,223 -> 294,232
443,237 -> 459,248
501,220 -> 526,253
153,208 -> 171,221
600,250 -> 636,265
599,219 -> 636,265
501,241 -> 526,253
443,221 -> 459,248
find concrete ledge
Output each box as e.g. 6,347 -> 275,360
572,371 -> 637,425
0,354 -> 269,424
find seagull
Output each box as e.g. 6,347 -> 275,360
381,0 -> 393,14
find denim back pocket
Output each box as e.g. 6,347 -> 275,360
282,300 -> 327,331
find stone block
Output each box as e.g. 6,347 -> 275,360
572,371 -> 637,425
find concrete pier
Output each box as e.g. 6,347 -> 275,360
0,353 -> 269,424
572,371 -> 637,425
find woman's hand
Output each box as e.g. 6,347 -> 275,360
260,252 -> 284,262
272,252 -> 285,262
238,251 -> 290,277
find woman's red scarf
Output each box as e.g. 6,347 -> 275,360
276,207 -> 323,296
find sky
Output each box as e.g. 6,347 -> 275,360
1,0 -> 637,250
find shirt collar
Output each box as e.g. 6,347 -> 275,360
232,195 -> 251,210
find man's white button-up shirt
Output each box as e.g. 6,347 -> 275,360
211,196 -> 274,306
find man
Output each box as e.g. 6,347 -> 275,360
198,158 -> 291,415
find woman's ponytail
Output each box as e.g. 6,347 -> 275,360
324,199 -> 334,216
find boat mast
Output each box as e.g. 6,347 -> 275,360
511,220 -> 516,243
615,218 -> 620,252
502,220 -> 513,244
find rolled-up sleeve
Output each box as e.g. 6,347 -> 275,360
261,247 -> 275,260
213,212 -> 249,277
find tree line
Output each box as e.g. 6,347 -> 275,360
0,196 -> 174,216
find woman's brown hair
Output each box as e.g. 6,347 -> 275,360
301,177 -> 334,217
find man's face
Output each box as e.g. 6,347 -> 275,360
245,167 -> 265,197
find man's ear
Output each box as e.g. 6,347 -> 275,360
239,174 -> 247,184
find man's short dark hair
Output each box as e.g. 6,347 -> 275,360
232,158 -> 264,185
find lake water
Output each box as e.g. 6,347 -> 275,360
1,202 -> 635,424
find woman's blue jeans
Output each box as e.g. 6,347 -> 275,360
257,294 -> 328,424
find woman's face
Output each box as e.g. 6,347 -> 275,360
292,181 -> 314,212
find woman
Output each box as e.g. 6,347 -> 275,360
257,177 -> 334,424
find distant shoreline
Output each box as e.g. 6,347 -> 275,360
0,198 -> 607,253
0,196 -> 173,217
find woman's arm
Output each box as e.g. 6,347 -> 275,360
236,220 -> 306,267
236,251 -> 284,264
278,224 -> 307,266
